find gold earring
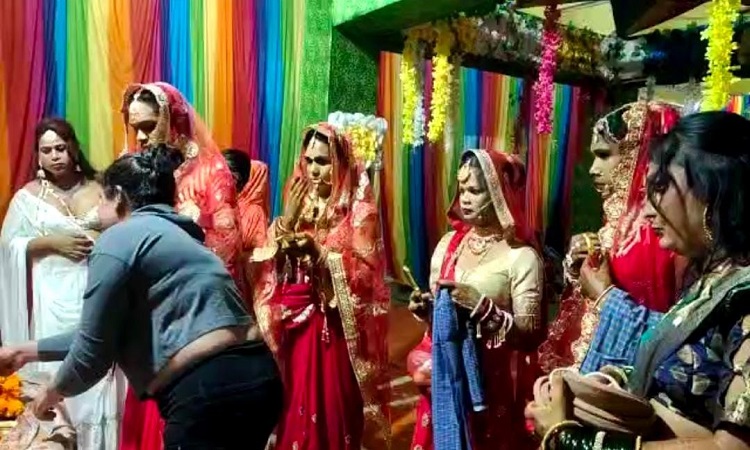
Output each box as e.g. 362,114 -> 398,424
36,161 -> 46,180
703,207 -> 714,245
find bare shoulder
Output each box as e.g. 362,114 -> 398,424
70,180 -> 103,215
80,179 -> 104,195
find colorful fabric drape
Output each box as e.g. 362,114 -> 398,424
377,52 -> 592,286
0,0 -> 330,221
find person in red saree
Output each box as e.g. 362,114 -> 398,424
406,149 -> 546,450
118,82 -> 242,450
249,123 -> 389,450
223,148 -> 270,252
537,101 -> 684,374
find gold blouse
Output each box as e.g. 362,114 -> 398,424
430,231 -> 545,333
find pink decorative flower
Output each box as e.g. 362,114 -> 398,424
533,3 -> 561,135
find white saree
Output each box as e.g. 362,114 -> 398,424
0,189 -> 126,450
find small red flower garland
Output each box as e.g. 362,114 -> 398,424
533,2 -> 561,135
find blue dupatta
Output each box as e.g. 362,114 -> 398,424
431,287 -> 486,450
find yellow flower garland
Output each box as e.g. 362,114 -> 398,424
0,373 -> 22,420
346,124 -> 378,166
401,34 -> 420,145
701,0 -> 741,111
428,22 -> 455,143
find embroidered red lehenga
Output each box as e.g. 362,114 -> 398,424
537,101 -> 683,373
407,149 -> 545,450
250,124 -> 390,449
118,82 -> 242,450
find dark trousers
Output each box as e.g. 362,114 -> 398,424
154,341 -> 283,449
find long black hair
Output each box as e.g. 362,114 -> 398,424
101,144 -> 184,210
35,117 -> 96,180
647,111 -> 750,265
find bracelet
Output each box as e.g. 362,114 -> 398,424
541,420 -> 583,450
470,295 -> 490,319
593,285 -> 615,311
479,301 -> 495,323
555,425 -> 641,450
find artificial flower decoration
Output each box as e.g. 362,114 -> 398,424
701,0 -> 741,111
0,373 -> 23,420
347,125 -> 377,165
401,35 -> 420,145
428,21 -> 456,143
328,112 -> 388,169
533,2 -> 562,134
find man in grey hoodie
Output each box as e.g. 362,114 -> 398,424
0,145 -> 282,450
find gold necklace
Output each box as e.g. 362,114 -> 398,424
466,229 -> 502,256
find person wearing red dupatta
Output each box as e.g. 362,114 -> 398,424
118,82 -> 242,450
407,149 -> 546,450
537,101 -> 684,374
249,123 -> 390,449
235,158 -> 270,251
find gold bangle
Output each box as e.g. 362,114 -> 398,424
541,420 -> 583,450
470,295 -> 490,320
593,285 -> 615,311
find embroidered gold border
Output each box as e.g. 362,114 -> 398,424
326,251 -> 391,447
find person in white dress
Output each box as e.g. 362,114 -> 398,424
0,117 -> 126,449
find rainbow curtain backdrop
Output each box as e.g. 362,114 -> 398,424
377,52 -> 593,285
0,0 -> 332,219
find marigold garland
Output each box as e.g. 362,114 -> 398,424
701,0 -> 741,111
346,124 -> 378,166
428,22 -> 456,143
0,373 -> 23,420
532,3 -> 561,134
400,35 -> 420,145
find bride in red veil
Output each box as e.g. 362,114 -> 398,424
249,123 -> 390,449
119,82 -> 242,450
537,101 -> 684,373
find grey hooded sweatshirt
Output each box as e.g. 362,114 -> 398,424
36,204 -> 251,398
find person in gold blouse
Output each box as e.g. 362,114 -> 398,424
407,149 -> 545,450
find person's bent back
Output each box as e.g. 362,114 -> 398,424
0,145 -> 282,450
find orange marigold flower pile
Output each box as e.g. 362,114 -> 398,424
0,373 -> 23,419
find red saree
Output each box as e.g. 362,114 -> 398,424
250,124 -> 390,449
408,149 -> 543,450
538,101 -> 683,373
119,82 -> 242,450
237,160 -> 270,251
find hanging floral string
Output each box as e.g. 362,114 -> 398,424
0,373 -> 22,420
428,22 -> 456,143
532,2 -> 561,134
701,0 -> 741,111
400,34 -> 420,145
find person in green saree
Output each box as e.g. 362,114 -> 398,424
526,111 -> 750,449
